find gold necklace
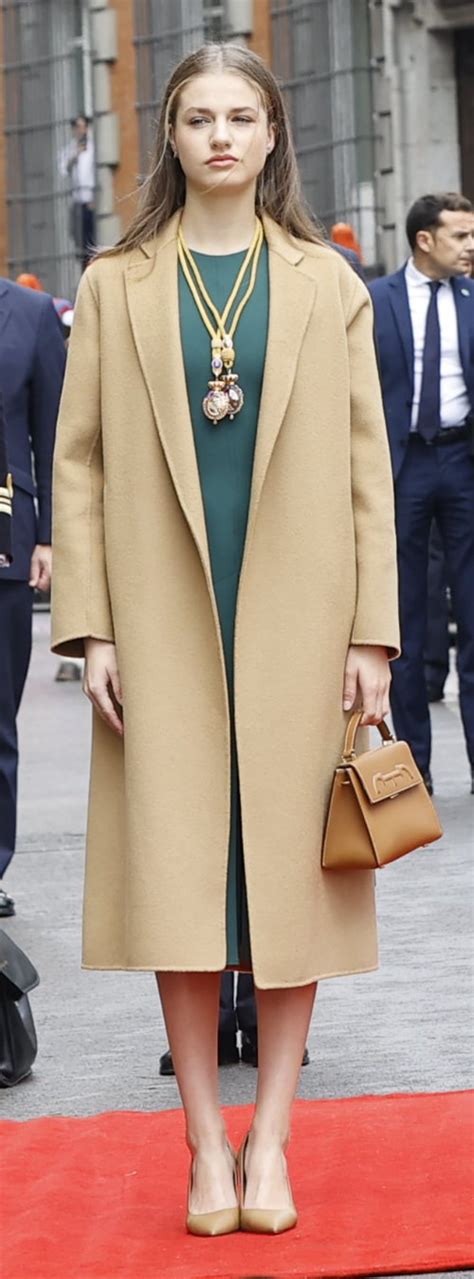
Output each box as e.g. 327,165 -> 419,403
178,219 -> 264,423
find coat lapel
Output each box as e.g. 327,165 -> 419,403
246,217 -> 316,537
124,214 -> 212,582
388,267 -> 414,389
124,214 -> 317,579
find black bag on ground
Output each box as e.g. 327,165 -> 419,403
0,928 -> 39,1087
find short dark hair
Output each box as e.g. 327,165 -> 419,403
406,192 -> 473,250
70,113 -> 90,128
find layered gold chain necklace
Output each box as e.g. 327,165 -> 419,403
177,218 -> 264,423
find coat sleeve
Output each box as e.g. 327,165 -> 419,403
346,277 -> 401,657
29,296 -> 66,545
51,268 -> 114,658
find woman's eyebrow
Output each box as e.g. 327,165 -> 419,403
182,105 -> 259,115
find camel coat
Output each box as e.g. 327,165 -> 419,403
51,212 -> 400,989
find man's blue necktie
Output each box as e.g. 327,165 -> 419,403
417,280 -> 441,442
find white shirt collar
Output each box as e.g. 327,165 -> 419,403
405,258 -> 450,288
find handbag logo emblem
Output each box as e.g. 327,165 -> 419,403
372,763 -> 415,798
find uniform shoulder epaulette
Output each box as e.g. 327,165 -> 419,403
0,471 -> 13,517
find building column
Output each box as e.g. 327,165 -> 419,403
110,0 -> 140,233
88,0 -> 121,245
247,0 -> 272,62
371,0 -> 460,272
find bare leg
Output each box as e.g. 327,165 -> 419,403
242,982 -> 317,1209
156,972 -> 237,1213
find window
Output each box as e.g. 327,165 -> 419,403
271,0 -> 378,264
133,0 -> 230,177
2,0 -> 93,297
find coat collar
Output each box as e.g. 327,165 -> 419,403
137,210 -> 307,268
125,212 -> 316,584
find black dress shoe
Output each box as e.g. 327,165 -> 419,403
55,659 -> 82,682
422,769 -> 434,796
159,1033 -> 240,1077
240,1032 -> 310,1069
159,1048 -> 175,1077
426,685 -> 445,704
0,885 -> 15,917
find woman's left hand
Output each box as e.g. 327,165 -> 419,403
343,644 -> 391,726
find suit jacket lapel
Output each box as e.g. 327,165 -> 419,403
125,215 -> 212,583
451,277 -> 471,388
388,267 -> 414,389
246,217 -> 316,538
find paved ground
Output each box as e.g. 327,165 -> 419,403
2,613 -> 473,1277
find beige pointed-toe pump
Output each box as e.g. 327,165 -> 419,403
238,1134 -> 298,1235
186,1144 -> 240,1237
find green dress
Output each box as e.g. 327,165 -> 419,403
179,244 -> 269,968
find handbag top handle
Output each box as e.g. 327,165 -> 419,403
342,712 -> 394,762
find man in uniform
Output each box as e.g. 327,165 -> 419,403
0,278 -> 65,915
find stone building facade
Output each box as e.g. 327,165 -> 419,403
0,0 -> 472,295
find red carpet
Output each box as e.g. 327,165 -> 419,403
1,1092 -> 473,1279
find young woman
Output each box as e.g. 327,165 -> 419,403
52,43 -> 399,1237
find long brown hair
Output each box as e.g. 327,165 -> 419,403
108,42 -> 325,256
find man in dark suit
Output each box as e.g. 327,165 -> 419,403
369,193 -> 474,794
0,279 -> 66,916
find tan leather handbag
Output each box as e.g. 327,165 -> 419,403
322,712 -> 443,870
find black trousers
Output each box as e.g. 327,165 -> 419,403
0,581 -> 33,876
71,202 -> 96,271
219,973 -> 257,1037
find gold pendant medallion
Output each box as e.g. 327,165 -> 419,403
178,219 -> 264,428
202,384 -> 229,423
226,381 -> 244,419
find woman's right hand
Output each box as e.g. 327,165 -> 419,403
83,638 -> 123,736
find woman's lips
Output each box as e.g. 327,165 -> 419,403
206,156 -> 237,166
